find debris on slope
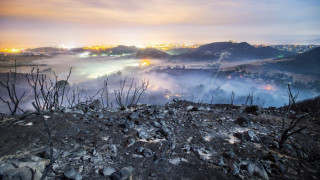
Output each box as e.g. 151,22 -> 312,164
0,100 -> 319,179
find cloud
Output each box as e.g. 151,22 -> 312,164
0,0 -> 319,47
0,0 -> 299,26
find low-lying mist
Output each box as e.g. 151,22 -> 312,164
0,55 -> 318,113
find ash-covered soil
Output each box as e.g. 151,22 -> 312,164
0,100 -> 319,180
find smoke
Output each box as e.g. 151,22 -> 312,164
0,55 -> 318,113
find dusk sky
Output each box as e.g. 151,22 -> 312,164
0,0 -> 320,48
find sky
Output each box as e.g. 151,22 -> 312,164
0,0 -> 320,48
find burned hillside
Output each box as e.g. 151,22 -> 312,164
0,99 -> 319,180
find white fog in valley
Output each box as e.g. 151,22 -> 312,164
0,55 -> 318,113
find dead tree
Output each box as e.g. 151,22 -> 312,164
114,77 -> 149,109
0,60 -> 26,115
39,115 -> 54,180
278,84 -> 307,148
100,78 -> 110,109
26,67 -> 71,180
66,87 -> 78,108
245,92 -> 254,106
25,68 -> 55,180
230,91 -> 235,105
26,67 -> 72,112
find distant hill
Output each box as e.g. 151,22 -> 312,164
135,48 -> 169,59
177,42 -> 295,61
110,45 -> 139,55
26,47 -> 64,52
166,48 -> 193,55
263,47 -> 320,76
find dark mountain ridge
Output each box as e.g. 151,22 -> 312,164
135,48 -> 170,59
263,47 -> 320,76
176,42 -> 295,61
110,45 -> 139,55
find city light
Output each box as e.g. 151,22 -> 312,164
140,59 -> 151,66
0,48 -> 23,53
83,45 -> 115,51
263,85 -> 273,91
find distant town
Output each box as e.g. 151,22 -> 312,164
0,42 -> 319,56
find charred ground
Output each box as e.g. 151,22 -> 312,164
0,100 -> 319,180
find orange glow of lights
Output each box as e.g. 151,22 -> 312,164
0,48 -> 23,53
83,45 -> 115,51
264,85 -> 273,91
227,75 -> 231,79
140,59 -> 151,66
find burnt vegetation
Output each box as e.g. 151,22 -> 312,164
0,60 -> 25,115
0,63 -> 319,180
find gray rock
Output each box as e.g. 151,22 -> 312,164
101,167 -> 116,176
73,109 -> 84,114
110,166 -> 133,180
90,155 -> 103,163
82,129 -> 90,134
64,169 -> 82,180
152,121 -> 161,128
235,114 -> 251,127
88,99 -> 103,110
229,163 -> 240,175
234,131 -> 259,142
30,155 -> 41,162
247,162 -> 269,180
124,120 -> 134,129
81,155 -> 91,161
100,126 -> 109,131
2,167 -> 42,180
146,108 -> 155,114
218,157 -> 225,166
126,139 -> 135,147
243,131 -> 259,142
159,121 -> 170,136
137,147 -> 144,153
159,127 -> 170,137
128,112 -> 139,120
109,145 -> 117,153
52,163 -> 61,171
41,148 -> 61,159
97,112 -> 104,119
74,150 -> 87,157
123,128 -> 129,133
198,106 -> 206,111
223,149 -> 235,159
168,109 -> 175,115
63,108 -> 73,113
0,164 -> 16,176
91,147 -> 97,156
74,103 -> 89,112
61,150 -> 71,158
13,161 -> 47,173
142,149 -> 153,158
182,144 -> 190,152
187,105 -> 198,111
138,130 -> 149,139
